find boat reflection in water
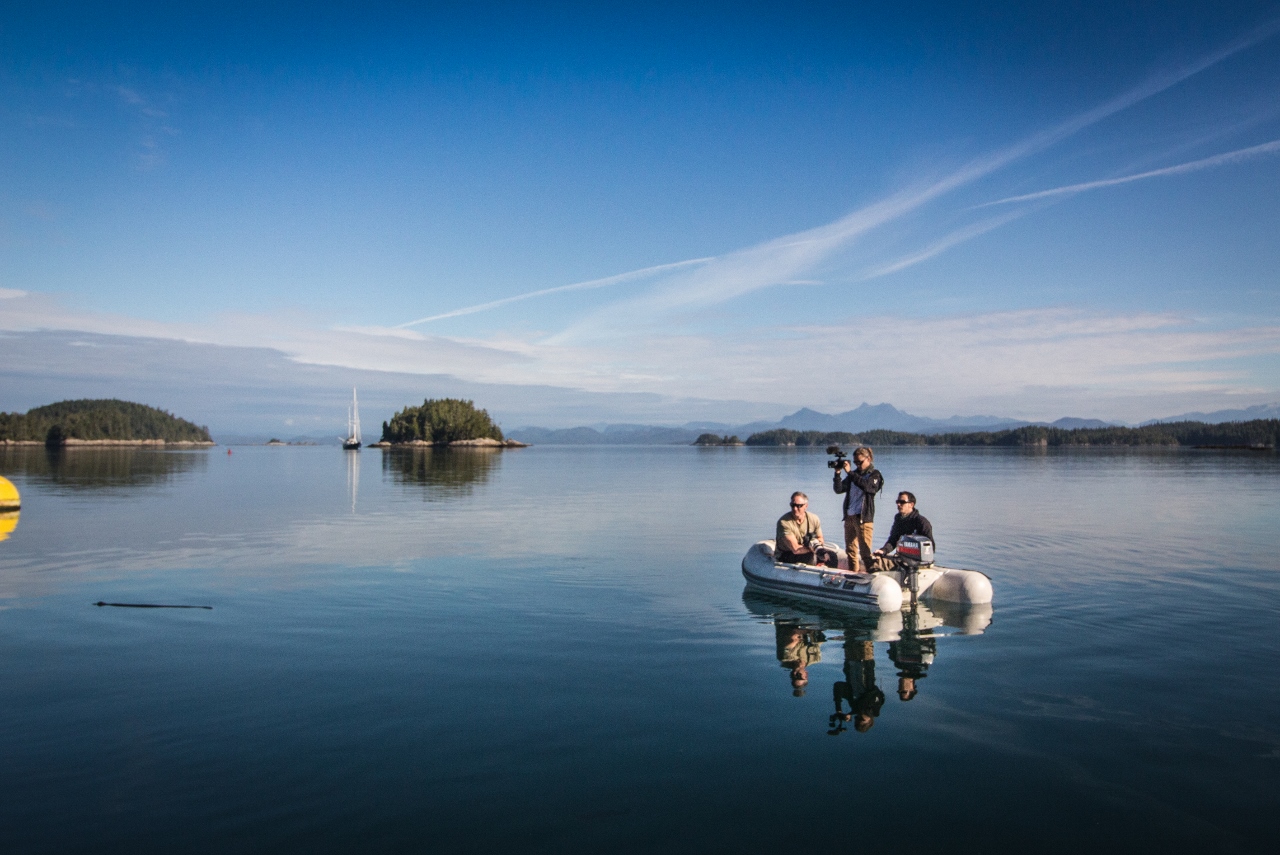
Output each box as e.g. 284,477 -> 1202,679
743,588 -> 992,735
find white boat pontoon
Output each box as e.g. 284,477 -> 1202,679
742,539 -> 993,613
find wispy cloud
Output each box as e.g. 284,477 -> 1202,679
3,289 -> 1277,422
398,257 -> 715,327
859,209 -> 1031,280
383,22 -> 1280,337
543,22 -> 1280,339
980,138 -> 1280,207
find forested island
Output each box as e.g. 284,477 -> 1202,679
693,433 -> 744,446
744,420 -> 1279,449
376,398 -> 525,447
0,400 -> 213,447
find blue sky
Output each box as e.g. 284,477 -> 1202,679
2,1 -> 1279,427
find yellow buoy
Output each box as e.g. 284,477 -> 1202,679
0,476 -> 19,512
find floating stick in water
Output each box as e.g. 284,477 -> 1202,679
94,601 -> 212,610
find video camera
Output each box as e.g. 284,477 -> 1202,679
826,445 -> 848,469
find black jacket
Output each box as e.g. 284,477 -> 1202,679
883,510 -> 934,551
833,466 -> 884,522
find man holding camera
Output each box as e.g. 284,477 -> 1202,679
775,491 -> 831,565
833,446 -> 884,574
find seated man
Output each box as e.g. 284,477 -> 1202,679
775,492 -> 835,566
870,491 -> 934,572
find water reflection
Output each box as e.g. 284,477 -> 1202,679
381,447 -> 502,495
346,448 -> 360,513
831,637 -> 884,734
0,446 -> 209,491
775,624 -> 825,696
889,607 -> 935,702
0,511 -> 18,542
742,589 -> 992,735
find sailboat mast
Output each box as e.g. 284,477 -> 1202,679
351,388 -> 361,443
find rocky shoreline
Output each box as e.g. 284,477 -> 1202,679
1,439 -> 217,447
367,438 -> 528,448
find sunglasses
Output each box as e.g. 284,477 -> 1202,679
895,499 -> 911,505
790,502 -> 807,508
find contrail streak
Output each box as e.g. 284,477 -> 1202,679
980,138 -> 1280,207
861,209 -> 1030,279
548,18 -> 1280,335
405,16 -> 1280,332
397,257 -> 715,328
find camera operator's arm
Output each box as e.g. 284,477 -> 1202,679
832,459 -> 852,494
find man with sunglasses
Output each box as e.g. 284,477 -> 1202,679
775,492 -> 832,565
871,491 -> 935,571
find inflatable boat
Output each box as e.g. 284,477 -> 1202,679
741,540 -> 993,613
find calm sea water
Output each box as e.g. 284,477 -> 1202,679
1,444 -> 1277,854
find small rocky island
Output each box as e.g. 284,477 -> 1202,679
371,398 -> 526,448
0,399 -> 215,448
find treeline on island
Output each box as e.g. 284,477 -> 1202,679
380,398 -> 507,445
744,420 -> 1280,449
693,433 -> 743,446
0,399 -> 212,446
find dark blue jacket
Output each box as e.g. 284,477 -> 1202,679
883,510 -> 934,551
833,466 -> 884,522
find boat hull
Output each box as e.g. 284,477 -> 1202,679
742,541 -> 903,612
741,541 -> 993,611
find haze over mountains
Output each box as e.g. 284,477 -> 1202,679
506,402 -> 1280,445
4,331 -> 1275,445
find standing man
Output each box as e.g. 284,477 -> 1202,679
775,491 -> 826,565
833,447 -> 884,573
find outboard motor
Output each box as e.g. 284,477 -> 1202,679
896,536 -> 934,565
896,536 -> 934,606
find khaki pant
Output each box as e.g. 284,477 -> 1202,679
870,552 -> 899,573
843,516 -> 874,573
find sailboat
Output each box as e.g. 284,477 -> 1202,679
342,388 -> 362,450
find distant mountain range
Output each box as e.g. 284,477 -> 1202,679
507,401 -> 1278,445
1143,403 -> 1280,425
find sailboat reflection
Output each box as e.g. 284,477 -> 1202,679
346,446 -> 360,513
742,588 -> 992,734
